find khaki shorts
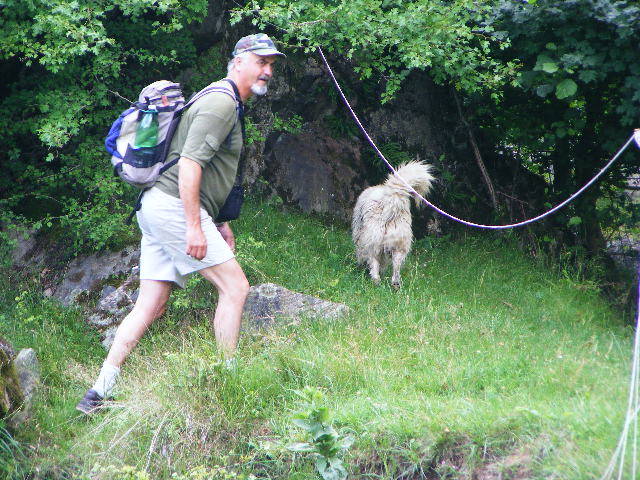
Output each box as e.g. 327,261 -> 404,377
136,187 -> 234,288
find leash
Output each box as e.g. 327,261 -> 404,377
317,46 -> 640,230
318,44 -> 640,477
600,266 -> 640,480
229,7 -> 640,473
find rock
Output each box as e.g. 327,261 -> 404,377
608,237 -> 640,273
6,349 -> 40,428
54,246 -> 140,305
13,349 -> 39,402
627,175 -> 640,203
86,269 -> 139,329
101,326 -> 118,351
264,127 -> 369,221
99,285 -> 117,300
9,227 -> 40,268
243,283 -> 349,328
0,338 -> 25,424
0,337 -> 16,368
7,227 -> 56,272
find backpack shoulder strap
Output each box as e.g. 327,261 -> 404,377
221,78 -> 245,142
184,83 -> 236,109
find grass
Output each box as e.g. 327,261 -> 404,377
0,197 -> 635,479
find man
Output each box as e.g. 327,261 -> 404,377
76,34 -> 285,414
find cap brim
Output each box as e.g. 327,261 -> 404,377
250,48 -> 286,58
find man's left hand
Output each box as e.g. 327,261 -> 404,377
216,222 -> 236,252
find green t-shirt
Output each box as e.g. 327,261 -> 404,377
154,81 -> 243,220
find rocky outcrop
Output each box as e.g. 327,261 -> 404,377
264,127 -> 369,221
0,337 -> 40,428
8,349 -> 40,428
0,337 -> 22,419
53,246 -> 140,305
86,268 -> 140,330
243,283 -> 349,328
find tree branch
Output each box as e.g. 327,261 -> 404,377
453,89 -> 499,211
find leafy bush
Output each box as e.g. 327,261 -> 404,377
287,386 -> 354,480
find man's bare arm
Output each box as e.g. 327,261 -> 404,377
179,157 -> 207,260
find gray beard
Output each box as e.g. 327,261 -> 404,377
251,83 -> 268,96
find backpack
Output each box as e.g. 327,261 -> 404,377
105,80 -> 235,189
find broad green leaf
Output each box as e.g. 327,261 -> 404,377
555,79 -> 578,99
315,406 -> 330,423
568,216 -> 582,226
579,70 -> 597,83
534,54 -> 554,71
536,84 -> 554,97
292,418 -> 313,430
313,426 -> 338,442
287,442 -> 315,452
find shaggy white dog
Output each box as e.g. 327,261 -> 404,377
352,161 -> 435,287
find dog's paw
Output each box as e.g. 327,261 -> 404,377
371,276 -> 381,285
391,279 -> 402,290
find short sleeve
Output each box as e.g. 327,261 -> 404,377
180,94 -> 237,167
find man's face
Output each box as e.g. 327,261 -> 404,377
237,53 -> 277,96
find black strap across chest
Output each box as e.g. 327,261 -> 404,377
222,78 -> 245,142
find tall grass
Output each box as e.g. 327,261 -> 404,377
0,198 -> 634,479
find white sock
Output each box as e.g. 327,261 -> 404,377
92,362 -> 120,398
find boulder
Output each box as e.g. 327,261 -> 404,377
86,267 -> 139,329
0,337 -> 16,368
54,246 -> 140,305
243,283 -> 349,328
6,348 -> 40,428
0,338 -> 24,423
101,326 -> 119,351
264,126 -> 369,221
13,349 -> 39,400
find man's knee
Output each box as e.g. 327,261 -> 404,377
129,295 -> 169,323
224,276 -> 250,304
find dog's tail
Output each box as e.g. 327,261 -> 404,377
385,161 -> 435,201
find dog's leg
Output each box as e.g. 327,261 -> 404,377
390,250 -> 408,289
368,255 -> 382,285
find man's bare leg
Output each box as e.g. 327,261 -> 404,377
198,258 -> 250,357
77,279 -> 172,413
105,279 -> 173,367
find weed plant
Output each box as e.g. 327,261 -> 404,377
0,198 -> 634,479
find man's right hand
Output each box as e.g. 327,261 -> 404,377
186,226 -> 208,260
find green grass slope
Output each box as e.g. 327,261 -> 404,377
0,199 -> 635,479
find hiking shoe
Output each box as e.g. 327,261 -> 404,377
75,389 -> 109,415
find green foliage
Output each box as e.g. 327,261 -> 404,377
272,113 -> 304,135
288,386 -> 354,480
171,465 -> 256,480
94,464 -> 256,480
478,0 -> 640,251
245,113 -> 304,146
94,464 -> 152,480
244,118 -> 266,146
324,113 -> 359,139
0,0 -> 209,255
363,141 -> 413,183
231,0 -> 517,101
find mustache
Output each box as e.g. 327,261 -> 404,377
258,75 -> 271,82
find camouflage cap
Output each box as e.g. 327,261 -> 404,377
232,33 -> 286,58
